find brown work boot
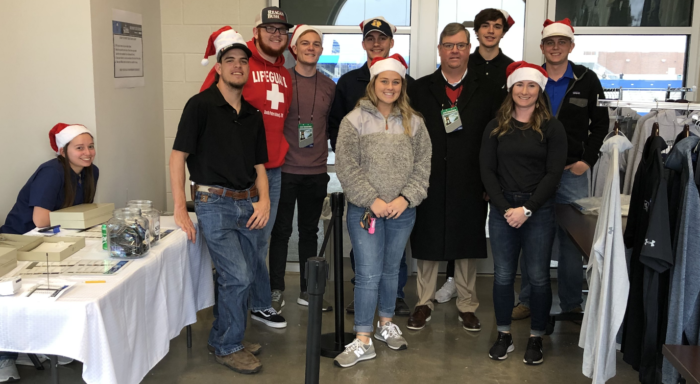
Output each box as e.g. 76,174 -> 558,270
215,349 -> 261,374
407,305 -> 432,330
208,341 -> 262,356
511,303 -> 531,320
459,311 -> 481,332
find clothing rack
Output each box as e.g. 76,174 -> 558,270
600,86 -> 696,102
597,99 -> 700,111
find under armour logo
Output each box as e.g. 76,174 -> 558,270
644,239 -> 655,247
608,227 -> 613,234
371,19 -> 382,28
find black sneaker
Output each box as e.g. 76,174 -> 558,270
394,298 -> 410,316
523,336 -> 544,365
488,332 -> 514,360
251,308 -> 287,329
346,300 -> 355,314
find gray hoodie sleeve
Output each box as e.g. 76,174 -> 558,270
400,119 -> 432,208
335,116 -> 380,207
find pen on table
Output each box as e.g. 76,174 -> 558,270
38,225 -> 61,233
85,280 -> 106,284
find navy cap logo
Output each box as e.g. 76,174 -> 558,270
371,19 -> 382,28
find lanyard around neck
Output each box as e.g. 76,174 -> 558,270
294,69 -> 318,124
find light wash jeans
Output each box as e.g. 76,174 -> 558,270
346,203 -> 416,333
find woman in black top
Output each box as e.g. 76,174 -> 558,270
480,61 -> 567,365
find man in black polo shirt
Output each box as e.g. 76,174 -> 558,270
170,28 -> 275,375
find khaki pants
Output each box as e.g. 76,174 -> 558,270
416,259 -> 479,313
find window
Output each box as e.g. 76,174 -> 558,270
556,0 -> 693,27
570,35 -> 688,102
438,0 -> 526,66
313,34 -> 411,82
280,0 -> 411,26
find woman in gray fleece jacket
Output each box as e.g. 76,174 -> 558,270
334,54 -> 432,368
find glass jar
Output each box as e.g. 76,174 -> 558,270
140,208 -> 160,245
106,207 -> 150,258
127,202 -> 160,245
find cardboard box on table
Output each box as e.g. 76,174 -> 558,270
49,203 -> 115,229
0,234 -> 86,262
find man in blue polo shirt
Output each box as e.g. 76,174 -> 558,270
515,18 -> 608,321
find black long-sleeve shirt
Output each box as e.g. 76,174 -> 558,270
480,118 -> 568,214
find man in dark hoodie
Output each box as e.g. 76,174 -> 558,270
518,18 -> 608,320
328,16 -> 415,316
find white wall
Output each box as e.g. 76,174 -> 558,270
90,0 -> 166,211
0,0 -> 97,220
0,0 -> 165,223
160,0 -> 267,211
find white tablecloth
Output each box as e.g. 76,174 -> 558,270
0,215 -> 215,384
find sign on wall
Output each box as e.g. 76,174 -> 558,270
112,9 -> 144,88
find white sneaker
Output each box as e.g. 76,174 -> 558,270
0,359 -> 20,382
374,321 -> 408,350
435,277 -> 457,303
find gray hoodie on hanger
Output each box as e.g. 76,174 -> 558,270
662,135 -> 700,384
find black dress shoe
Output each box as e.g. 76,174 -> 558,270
395,298 -> 411,316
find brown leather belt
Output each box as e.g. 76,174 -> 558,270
195,184 -> 258,200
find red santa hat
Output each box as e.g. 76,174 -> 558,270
541,18 -> 575,41
506,61 -> 549,91
288,25 -> 323,60
498,9 -> 515,28
200,26 -> 250,66
369,53 -> 408,79
49,123 -> 92,155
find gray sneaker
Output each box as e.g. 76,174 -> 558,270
297,292 -> 333,312
0,359 -> 20,382
374,321 -> 408,350
271,289 -> 285,314
333,338 -> 376,368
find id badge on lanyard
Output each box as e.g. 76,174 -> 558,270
441,106 -> 463,133
298,123 -> 314,148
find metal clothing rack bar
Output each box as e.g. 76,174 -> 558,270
597,99 -> 700,111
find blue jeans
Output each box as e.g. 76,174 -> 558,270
0,352 -> 17,361
346,203 -> 416,333
350,249 -> 408,299
248,167 -> 281,310
196,189 -> 262,356
490,193 -> 556,336
518,169 -> 588,312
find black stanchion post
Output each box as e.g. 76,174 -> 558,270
304,257 -> 327,384
320,192 -> 355,358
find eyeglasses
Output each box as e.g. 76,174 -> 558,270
258,25 -> 289,35
441,43 -> 469,51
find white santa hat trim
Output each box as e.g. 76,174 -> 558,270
541,19 -> 575,42
507,67 -> 548,91
53,125 -> 92,155
369,54 -> 408,79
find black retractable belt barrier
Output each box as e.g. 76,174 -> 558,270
304,257 -> 327,384
320,192 -> 354,358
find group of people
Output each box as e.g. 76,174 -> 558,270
0,5 -> 609,381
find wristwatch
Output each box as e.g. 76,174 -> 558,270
522,207 -> 532,217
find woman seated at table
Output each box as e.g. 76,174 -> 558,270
0,123 -> 97,382
479,62 -> 566,365
1,123 -> 99,235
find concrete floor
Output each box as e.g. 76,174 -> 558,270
17,274 -> 641,384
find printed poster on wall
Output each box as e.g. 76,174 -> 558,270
112,9 -> 144,88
